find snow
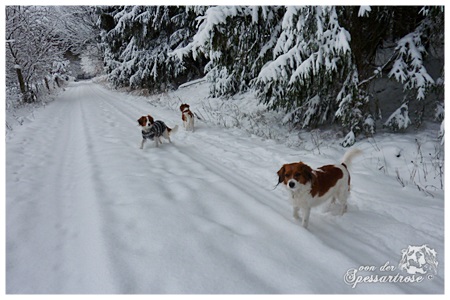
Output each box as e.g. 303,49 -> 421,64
358,6 -> 372,17
388,32 -> 435,100
384,103 -> 412,132
5,80 -> 444,294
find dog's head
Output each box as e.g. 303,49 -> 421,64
180,103 -> 190,112
277,162 -> 314,191
137,115 -> 154,127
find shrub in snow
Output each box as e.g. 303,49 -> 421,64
341,130 -> 355,147
434,102 -> 444,122
363,114 -> 376,136
383,103 -> 412,132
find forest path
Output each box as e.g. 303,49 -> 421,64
6,81 -> 444,293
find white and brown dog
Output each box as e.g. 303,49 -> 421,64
277,148 -> 362,229
180,103 -> 194,131
137,114 -> 178,149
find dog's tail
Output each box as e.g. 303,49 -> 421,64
168,125 -> 179,135
341,148 -> 362,167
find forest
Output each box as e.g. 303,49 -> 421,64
5,6 -> 445,145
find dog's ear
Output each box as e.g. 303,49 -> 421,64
147,115 -> 154,124
277,165 -> 286,185
300,164 -> 314,182
137,116 -> 144,126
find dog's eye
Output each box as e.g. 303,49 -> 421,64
285,173 -> 291,177
294,172 -> 301,177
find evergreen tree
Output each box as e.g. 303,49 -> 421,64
99,6 -> 204,92
255,6 -> 359,131
96,5 -> 444,140
172,6 -> 285,97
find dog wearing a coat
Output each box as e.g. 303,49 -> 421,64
137,114 -> 178,149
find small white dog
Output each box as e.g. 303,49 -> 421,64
277,148 -> 362,229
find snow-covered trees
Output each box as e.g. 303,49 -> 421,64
173,6 -> 284,97
255,6 -> 357,130
98,6 -> 204,93
6,6 -> 100,103
6,6 -> 70,102
6,5 -> 443,140
169,6 -> 444,143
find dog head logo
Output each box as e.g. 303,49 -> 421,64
398,245 -> 438,276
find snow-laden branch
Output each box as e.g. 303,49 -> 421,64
388,31 -> 435,100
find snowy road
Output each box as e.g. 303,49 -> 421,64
6,81 -> 444,293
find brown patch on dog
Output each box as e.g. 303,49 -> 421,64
311,165 -> 343,197
180,103 -> 190,112
137,115 -> 154,127
180,104 -> 194,122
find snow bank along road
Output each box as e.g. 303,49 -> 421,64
6,81 -> 444,293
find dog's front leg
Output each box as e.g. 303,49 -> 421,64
140,139 -> 146,149
293,206 -> 300,220
302,207 -> 311,229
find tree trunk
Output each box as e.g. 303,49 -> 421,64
16,67 -> 26,95
15,67 -> 32,102
44,77 -> 50,90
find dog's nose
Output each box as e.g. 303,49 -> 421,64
289,181 -> 296,188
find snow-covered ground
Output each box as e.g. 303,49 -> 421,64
5,80 -> 444,294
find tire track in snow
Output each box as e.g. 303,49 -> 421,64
6,95 -> 80,293
6,83 -> 127,293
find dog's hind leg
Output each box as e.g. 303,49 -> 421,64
340,197 -> 348,214
164,130 -> 172,143
337,192 -> 349,215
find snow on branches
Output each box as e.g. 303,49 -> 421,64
255,6 -> 354,130
95,5 -> 444,142
172,6 -> 284,97
383,103 -> 412,132
388,31 -> 435,100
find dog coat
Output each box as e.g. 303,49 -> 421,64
142,120 -> 168,140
